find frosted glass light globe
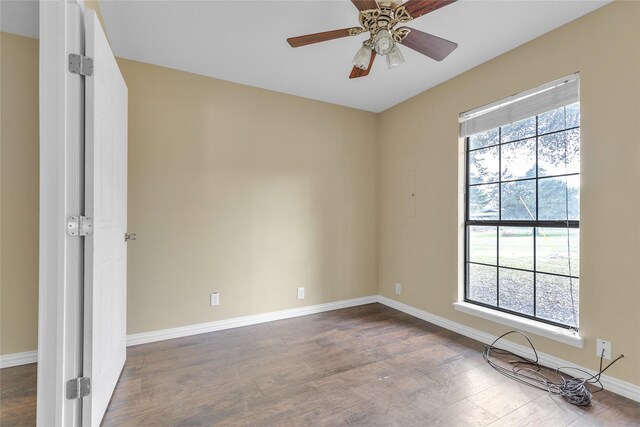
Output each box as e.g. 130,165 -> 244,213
374,29 -> 394,55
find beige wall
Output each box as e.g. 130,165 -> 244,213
0,30 -> 377,346
378,1 -> 640,386
0,33 -> 40,355
118,58 -> 378,333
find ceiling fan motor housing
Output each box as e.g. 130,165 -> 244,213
359,4 -> 413,50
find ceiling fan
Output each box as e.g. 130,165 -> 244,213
287,0 -> 459,78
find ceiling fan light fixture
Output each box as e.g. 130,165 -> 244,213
352,42 -> 373,70
386,45 -> 404,69
286,0 -> 460,79
373,29 -> 394,55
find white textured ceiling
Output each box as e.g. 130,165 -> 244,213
1,0 -> 610,112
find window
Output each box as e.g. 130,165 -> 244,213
461,76 -> 580,329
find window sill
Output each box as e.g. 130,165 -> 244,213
453,301 -> 584,348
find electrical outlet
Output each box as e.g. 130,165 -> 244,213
210,292 -> 219,306
596,338 -> 611,360
395,283 -> 401,294
297,287 -> 305,300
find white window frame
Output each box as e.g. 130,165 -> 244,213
455,74 -> 584,348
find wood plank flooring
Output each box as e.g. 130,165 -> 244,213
2,304 -> 639,426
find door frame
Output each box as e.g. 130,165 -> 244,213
37,0 -> 85,425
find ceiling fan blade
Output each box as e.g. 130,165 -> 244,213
349,51 -> 376,79
403,0 -> 457,20
287,28 -> 362,47
351,0 -> 379,12
397,27 -> 458,61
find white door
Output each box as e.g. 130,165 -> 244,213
83,9 -> 128,426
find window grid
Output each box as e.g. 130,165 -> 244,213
464,109 -> 579,329
468,173 -> 580,189
466,125 -> 580,154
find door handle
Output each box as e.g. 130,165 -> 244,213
124,233 -> 137,242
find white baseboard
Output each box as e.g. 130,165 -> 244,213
377,295 -> 640,403
0,295 -> 378,368
126,295 -> 379,346
1,296 -> 378,366
0,350 -> 38,368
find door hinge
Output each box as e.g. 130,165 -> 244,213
68,53 -> 94,76
67,216 -> 93,237
66,377 -> 91,399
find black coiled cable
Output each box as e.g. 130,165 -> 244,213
483,331 -> 624,406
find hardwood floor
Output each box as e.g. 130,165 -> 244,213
2,304 -> 639,426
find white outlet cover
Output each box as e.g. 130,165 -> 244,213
297,287 -> 305,300
395,283 -> 401,294
210,292 -> 219,306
